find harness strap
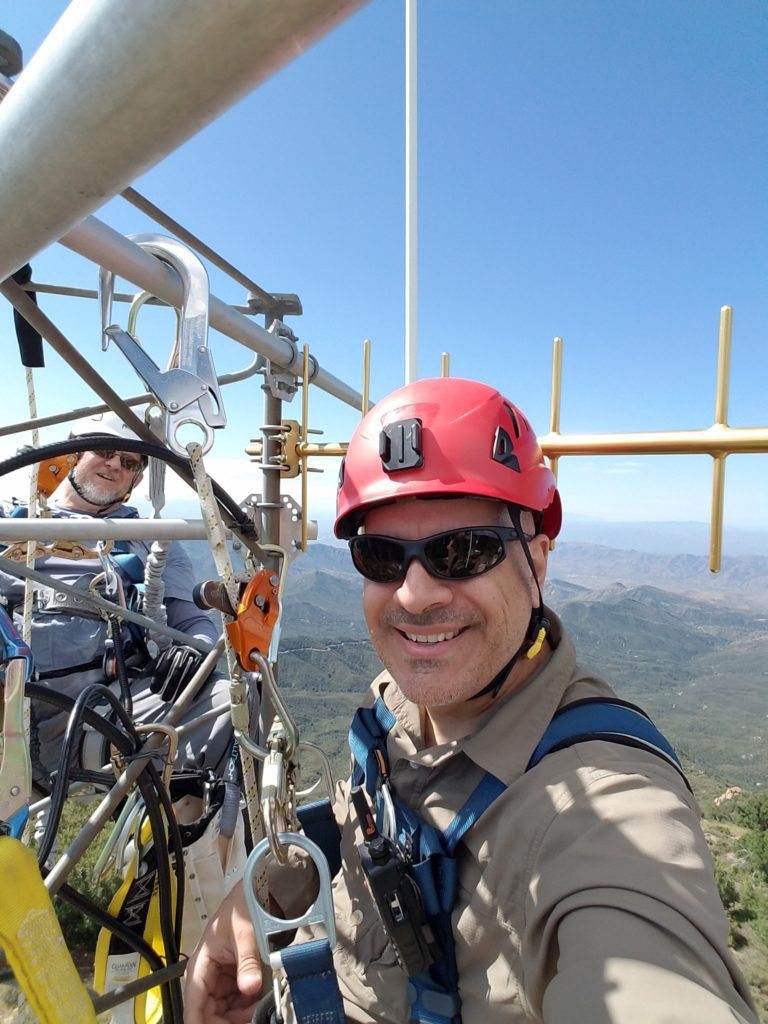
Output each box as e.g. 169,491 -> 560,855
296,799 -> 342,878
342,694 -> 688,1024
281,939 -> 347,1024
526,696 -> 689,787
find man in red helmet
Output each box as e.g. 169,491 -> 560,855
186,379 -> 756,1024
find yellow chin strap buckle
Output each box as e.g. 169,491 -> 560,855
524,626 -> 547,660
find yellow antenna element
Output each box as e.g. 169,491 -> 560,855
548,337 -> 563,551
301,344 -> 311,551
709,305 -> 733,573
441,352 -> 450,377
540,307 -> 768,573
362,339 -> 371,416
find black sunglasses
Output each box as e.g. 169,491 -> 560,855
348,526 -> 525,583
88,449 -> 145,473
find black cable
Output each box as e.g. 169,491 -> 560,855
36,683 -> 140,868
34,682 -> 186,1022
108,615 -> 133,715
53,882 -> 166,974
26,682 -> 134,751
149,762 -> 186,953
134,764 -> 185,1022
0,436 -> 253,536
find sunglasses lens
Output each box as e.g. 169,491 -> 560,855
425,529 -> 506,579
350,536 -> 406,582
350,528 -> 512,582
88,449 -> 142,472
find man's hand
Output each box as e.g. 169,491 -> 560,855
184,881 -> 263,1024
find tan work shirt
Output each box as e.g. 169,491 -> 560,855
273,614 -> 757,1023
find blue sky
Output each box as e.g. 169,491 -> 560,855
1,0 -> 766,543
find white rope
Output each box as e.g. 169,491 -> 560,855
22,367 -> 40,647
186,441 -> 267,901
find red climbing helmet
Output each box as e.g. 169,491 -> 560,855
335,377 -> 561,539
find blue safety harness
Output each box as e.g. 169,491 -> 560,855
296,695 -> 687,1024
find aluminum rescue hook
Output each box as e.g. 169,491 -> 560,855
99,234 -> 226,455
244,831 -> 345,1024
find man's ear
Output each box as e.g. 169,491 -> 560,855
528,533 -> 550,590
124,469 -> 144,501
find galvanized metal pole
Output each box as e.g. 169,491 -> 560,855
0,0 -> 368,282
59,216 -> 365,411
404,0 -> 418,384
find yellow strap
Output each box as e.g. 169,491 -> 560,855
94,815 -> 173,1024
0,836 -> 96,1024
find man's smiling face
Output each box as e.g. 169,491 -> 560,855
360,496 -> 549,711
70,449 -> 144,508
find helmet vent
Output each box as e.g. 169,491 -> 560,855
492,426 -> 521,472
379,418 -> 423,473
503,403 -> 522,438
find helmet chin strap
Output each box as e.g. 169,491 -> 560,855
471,505 -> 550,701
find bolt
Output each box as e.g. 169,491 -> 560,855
254,595 -> 266,608
10,786 -> 19,797
170,402 -> 179,411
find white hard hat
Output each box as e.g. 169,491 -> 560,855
69,411 -> 142,442
68,411 -> 149,466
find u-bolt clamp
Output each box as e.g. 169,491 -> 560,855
98,233 -> 226,456
133,723 -> 179,790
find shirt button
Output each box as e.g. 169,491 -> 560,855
351,909 -> 363,925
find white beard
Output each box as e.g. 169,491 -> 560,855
72,472 -> 126,507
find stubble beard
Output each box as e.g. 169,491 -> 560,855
370,612 -> 486,709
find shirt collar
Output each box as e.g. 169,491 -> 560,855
374,609 -> 584,783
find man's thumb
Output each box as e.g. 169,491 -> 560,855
237,951 -> 263,995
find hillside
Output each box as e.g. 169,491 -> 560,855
275,543 -> 768,790
183,539 -> 768,788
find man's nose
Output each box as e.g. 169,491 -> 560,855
394,557 -> 453,614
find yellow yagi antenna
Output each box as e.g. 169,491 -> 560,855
539,306 -> 768,573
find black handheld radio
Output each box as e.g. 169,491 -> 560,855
350,786 -> 440,976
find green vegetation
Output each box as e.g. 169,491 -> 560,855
701,790 -> 768,1019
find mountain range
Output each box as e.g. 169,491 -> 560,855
184,539 -> 768,788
